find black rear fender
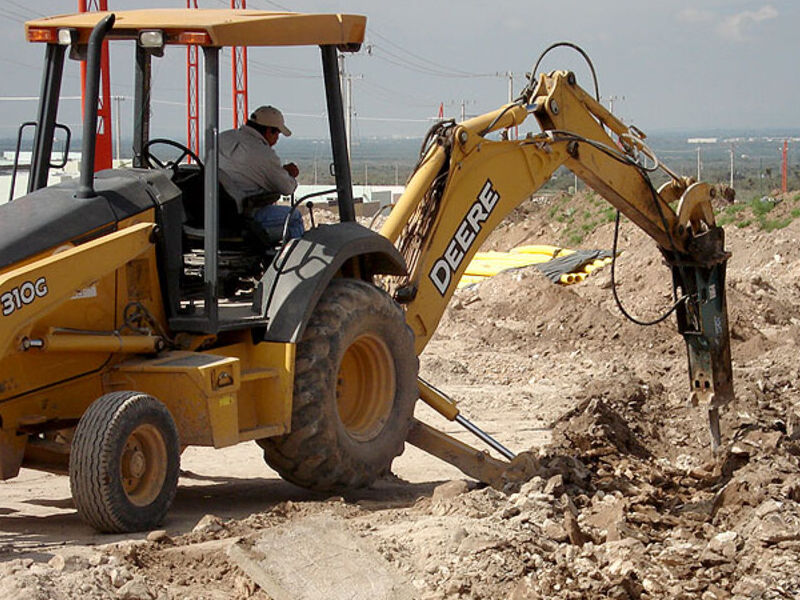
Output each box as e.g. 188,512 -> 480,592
259,222 -> 406,343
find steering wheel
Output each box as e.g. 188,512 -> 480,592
141,138 -> 204,173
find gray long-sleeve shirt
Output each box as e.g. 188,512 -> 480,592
218,125 -> 298,211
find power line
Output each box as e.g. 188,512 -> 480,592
248,57 -> 320,79
0,56 -> 38,70
368,28 -> 490,77
213,47 -> 320,79
359,79 -> 438,109
0,96 -> 82,101
368,44 -> 496,79
3,0 -> 42,19
207,0 -> 292,11
243,0 -> 293,11
0,7 -> 31,23
355,115 -> 431,123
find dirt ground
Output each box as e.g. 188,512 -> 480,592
2,191 -> 800,599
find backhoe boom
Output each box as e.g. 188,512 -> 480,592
382,70 -> 733,448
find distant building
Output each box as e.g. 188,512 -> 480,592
1,158 -> 404,207
1,151 -> 79,168
687,138 -> 718,144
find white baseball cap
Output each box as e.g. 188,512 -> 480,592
250,105 -> 292,136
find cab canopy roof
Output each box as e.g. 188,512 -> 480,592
25,9 -> 366,49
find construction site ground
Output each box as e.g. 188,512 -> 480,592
2,191 -> 800,599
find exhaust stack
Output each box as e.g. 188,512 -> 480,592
76,13 -> 115,199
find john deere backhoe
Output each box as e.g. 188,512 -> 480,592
0,9 -> 733,532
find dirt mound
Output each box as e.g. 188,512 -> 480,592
551,396 -> 651,459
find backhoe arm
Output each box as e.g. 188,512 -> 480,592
382,70 -> 733,449
531,71 -> 733,437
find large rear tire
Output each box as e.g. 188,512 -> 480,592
69,392 -> 180,533
259,278 -> 418,491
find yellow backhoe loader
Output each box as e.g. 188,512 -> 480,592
0,10 -> 733,532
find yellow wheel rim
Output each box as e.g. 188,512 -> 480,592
120,424 -> 167,507
336,333 -> 395,442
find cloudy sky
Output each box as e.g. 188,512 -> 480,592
0,0 -> 795,141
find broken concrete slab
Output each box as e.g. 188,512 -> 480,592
227,516 -> 414,600
432,479 -> 469,502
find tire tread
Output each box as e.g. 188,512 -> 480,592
69,392 -> 180,533
259,279 -> 417,491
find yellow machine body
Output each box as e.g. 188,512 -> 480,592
0,210 -> 295,478
1,9 -> 370,482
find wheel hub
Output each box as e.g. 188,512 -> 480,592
127,447 -> 146,479
336,333 -> 396,442
120,424 -> 168,507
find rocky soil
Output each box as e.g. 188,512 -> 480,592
2,190 -> 800,599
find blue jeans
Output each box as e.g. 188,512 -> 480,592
253,204 -> 304,239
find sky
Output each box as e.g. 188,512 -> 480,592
0,0 -> 797,142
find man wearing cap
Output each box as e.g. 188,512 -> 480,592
218,105 -> 303,238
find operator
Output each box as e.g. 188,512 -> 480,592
218,105 -> 304,239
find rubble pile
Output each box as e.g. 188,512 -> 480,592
389,373 -> 800,599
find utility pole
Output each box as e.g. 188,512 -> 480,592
443,99 -> 475,122
312,140 -> 319,185
346,71 -> 352,158
338,54 -> 346,100
112,95 -> 125,163
606,95 -> 625,116
347,74 -> 354,156
506,71 -> 518,140
337,54 -> 349,158
782,140 -> 788,193
729,142 -> 735,190
338,54 -> 361,159
695,147 -> 700,181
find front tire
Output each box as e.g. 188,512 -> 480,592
69,392 -> 180,533
259,278 -> 418,491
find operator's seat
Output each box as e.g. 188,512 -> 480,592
179,182 -> 288,299
172,163 -> 288,248
181,185 -> 286,250
181,184 -> 244,244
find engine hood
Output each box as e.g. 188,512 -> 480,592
0,168 -> 180,270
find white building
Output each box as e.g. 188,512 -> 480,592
1,158 -> 403,210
